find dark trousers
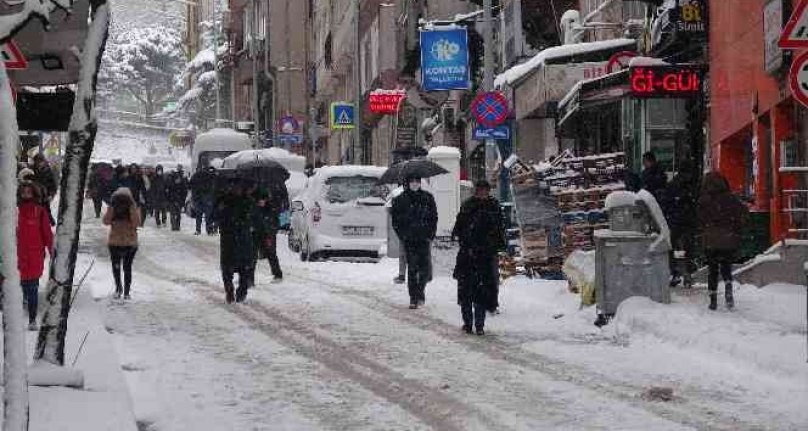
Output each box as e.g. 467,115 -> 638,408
154,208 -> 167,226
195,200 -> 215,234
93,197 -> 103,218
21,279 -> 39,324
670,229 -> 697,279
169,203 -> 182,231
705,249 -> 734,294
458,254 -> 498,328
110,246 -> 138,296
222,265 -> 254,301
405,242 -> 431,303
258,234 -> 283,278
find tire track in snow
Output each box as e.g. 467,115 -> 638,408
132,254 -> 504,431
171,233 -> 767,431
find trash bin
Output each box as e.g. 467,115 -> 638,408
594,191 -> 671,324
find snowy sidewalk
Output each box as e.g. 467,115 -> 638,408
27,255 -> 138,431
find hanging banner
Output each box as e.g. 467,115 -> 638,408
420,27 -> 470,92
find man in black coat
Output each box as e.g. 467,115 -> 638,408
167,165 -> 189,231
452,180 -> 505,335
190,167 -> 218,235
216,180 -> 256,303
662,161 -> 698,288
641,152 -> 667,199
150,165 -> 169,227
391,175 -> 438,309
252,187 -> 283,282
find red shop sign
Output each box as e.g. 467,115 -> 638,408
369,89 -> 407,115
630,66 -> 703,98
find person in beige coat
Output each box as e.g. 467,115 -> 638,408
103,188 -> 141,299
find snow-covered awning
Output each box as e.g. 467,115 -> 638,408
556,70 -> 631,137
494,38 -> 637,88
500,39 -> 637,120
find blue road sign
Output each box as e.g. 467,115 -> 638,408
278,134 -> 304,145
473,125 -> 510,140
420,27 -> 470,91
330,102 -> 355,129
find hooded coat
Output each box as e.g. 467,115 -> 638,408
698,173 -> 748,251
103,188 -> 141,247
17,186 -> 53,281
452,196 -> 504,308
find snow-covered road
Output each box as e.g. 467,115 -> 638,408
79,215 -> 807,431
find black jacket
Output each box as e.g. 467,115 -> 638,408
150,174 -> 169,209
698,174 -> 748,251
217,194 -> 256,268
662,173 -> 698,233
167,172 -> 189,207
391,189 -> 438,245
190,170 -> 217,202
252,188 -> 280,240
452,196 -> 505,281
642,164 -> 668,199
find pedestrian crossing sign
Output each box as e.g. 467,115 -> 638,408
330,102 -> 355,130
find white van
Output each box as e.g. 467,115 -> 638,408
289,166 -> 389,261
191,128 -> 253,173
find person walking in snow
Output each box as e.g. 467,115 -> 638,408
452,180 -> 505,335
391,175 -> 438,309
31,154 -> 57,226
252,186 -> 283,283
662,160 -> 699,288
103,188 -> 141,300
150,165 -> 169,228
167,165 -> 189,231
190,166 -> 218,235
216,179 -> 256,303
698,172 -> 748,311
17,181 -> 54,330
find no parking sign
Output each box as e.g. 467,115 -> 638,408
790,50 -> 808,108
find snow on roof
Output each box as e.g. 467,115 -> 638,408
316,165 -> 387,180
494,38 -> 636,88
428,146 -> 461,157
628,56 -> 670,67
193,129 -> 252,155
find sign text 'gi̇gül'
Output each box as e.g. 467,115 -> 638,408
630,66 -> 702,98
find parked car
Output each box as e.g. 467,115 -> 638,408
289,166 -> 389,261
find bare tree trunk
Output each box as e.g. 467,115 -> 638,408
0,60 -> 29,431
35,0 -> 111,366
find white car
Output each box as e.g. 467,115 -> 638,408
289,166 -> 389,261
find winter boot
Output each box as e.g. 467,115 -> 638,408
394,275 -> 405,284
462,324 -> 473,334
475,327 -> 485,336
409,300 -> 418,309
708,292 -> 717,311
725,283 -> 734,310
225,286 -> 235,304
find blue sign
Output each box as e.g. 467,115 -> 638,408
330,102 -> 355,129
420,27 -> 470,91
473,125 -> 510,140
278,134 -> 304,145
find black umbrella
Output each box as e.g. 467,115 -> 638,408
235,157 -> 290,183
379,158 -> 449,185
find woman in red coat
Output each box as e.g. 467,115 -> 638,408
17,182 -> 54,330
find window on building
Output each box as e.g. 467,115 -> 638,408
244,7 -> 253,50
324,33 -> 333,68
623,0 -> 647,22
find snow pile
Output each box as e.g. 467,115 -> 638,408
188,48 -> 215,70
604,190 -> 638,210
428,146 -> 461,158
563,250 -> 596,305
28,360 -> 84,388
613,291 -> 807,377
495,38 -> 636,87
637,189 -> 670,252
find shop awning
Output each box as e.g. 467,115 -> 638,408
556,70 -> 631,137
496,39 -> 637,120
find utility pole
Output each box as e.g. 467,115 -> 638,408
483,0 -> 499,184
213,0 -> 221,126
353,0 -> 363,164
